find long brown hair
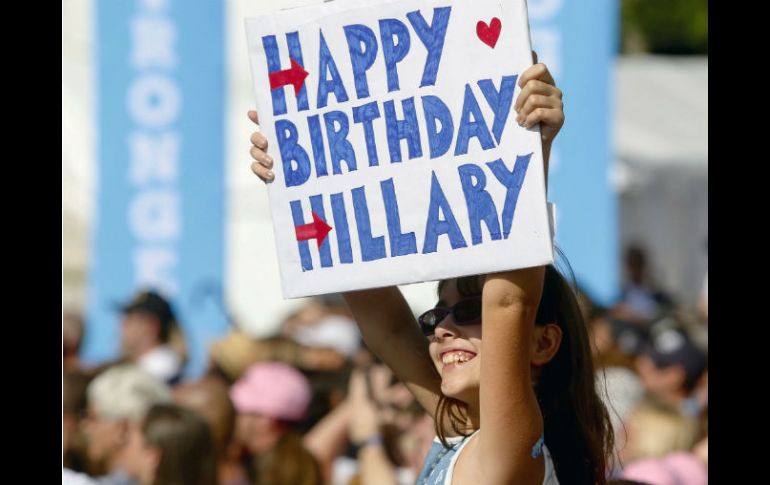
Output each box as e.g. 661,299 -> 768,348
434,260 -> 614,485
142,404 -> 218,485
252,430 -> 323,485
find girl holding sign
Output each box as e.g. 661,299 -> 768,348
249,61 -> 613,485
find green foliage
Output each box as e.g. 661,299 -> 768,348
622,0 -> 708,54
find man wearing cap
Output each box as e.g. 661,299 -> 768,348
636,326 -> 708,416
118,290 -> 184,384
64,365 -> 172,485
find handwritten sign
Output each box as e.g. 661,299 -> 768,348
246,0 -> 553,298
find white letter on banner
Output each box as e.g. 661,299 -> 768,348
140,0 -> 169,13
128,132 -> 180,184
127,75 -> 181,127
131,17 -> 178,69
133,247 -> 178,296
128,190 -> 181,241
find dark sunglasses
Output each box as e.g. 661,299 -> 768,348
418,296 -> 482,336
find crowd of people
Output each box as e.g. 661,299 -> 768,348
62,247 -> 708,485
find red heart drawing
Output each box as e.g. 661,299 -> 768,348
476,17 -> 502,48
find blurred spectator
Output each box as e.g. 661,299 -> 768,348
347,366 -> 431,485
78,365 -> 172,483
596,366 -> 644,450
208,329 -> 268,383
580,287 -> 646,370
281,295 -> 353,336
698,271 -> 707,321
609,318 -> 650,359
230,362 -> 322,485
620,452 -> 707,485
590,314 -> 645,371
692,435 -> 707,466
343,367 -> 401,485
304,365 -> 433,485
208,329 -> 354,383
613,245 -> 675,323
63,468 -> 101,485
300,366 -> 353,436
291,315 -> 362,363
281,296 -> 370,368
64,371 -> 93,472
619,399 -> 700,464
635,323 -> 707,415
121,403 -> 217,485
64,312 -> 85,373
173,377 -> 249,485
697,238 -> 707,321
585,291 -> 646,450
117,290 -> 185,384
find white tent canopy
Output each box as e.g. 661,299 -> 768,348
612,55 -> 708,307
614,55 -> 707,168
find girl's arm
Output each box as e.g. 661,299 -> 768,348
343,288 -> 444,420
474,60 -> 564,483
477,267 -> 547,484
303,399 -> 354,479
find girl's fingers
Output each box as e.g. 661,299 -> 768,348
520,106 -> 564,130
518,63 -> 556,89
251,131 -> 268,150
251,161 -> 274,182
514,80 -> 562,112
250,146 -> 274,168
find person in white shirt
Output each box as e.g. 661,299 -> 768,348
117,290 -> 185,384
70,365 -> 172,485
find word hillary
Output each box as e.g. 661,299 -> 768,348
289,154 -> 532,271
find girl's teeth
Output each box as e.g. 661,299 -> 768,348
442,352 -> 474,365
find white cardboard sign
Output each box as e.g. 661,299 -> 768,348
246,0 -> 553,298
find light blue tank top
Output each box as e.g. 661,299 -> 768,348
416,431 -> 560,485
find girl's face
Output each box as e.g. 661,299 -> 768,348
235,413 -> 283,455
121,425 -> 159,485
81,406 -> 124,466
428,279 -> 482,404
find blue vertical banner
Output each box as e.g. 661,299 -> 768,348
529,0 -> 619,304
84,0 -> 227,379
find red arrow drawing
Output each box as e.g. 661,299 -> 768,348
295,211 -> 333,248
268,58 -> 309,96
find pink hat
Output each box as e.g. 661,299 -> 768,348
229,362 -> 312,422
620,452 -> 707,485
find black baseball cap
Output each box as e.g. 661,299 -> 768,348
643,326 -> 707,388
608,317 -> 649,356
116,290 -> 177,329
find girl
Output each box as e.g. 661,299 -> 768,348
248,60 -> 613,485
123,403 -> 218,485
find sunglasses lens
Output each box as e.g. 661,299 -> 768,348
419,308 -> 449,335
453,298 -> 482,323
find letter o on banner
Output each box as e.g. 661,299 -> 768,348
127,75 -> 181,127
